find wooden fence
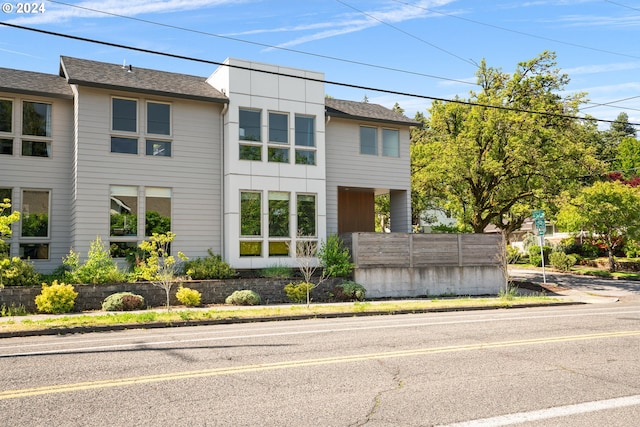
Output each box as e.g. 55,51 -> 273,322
341,233 -> 504,297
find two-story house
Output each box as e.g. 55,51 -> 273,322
0,56 -> 418,273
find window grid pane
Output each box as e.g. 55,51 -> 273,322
297,194 -> 316,236
239,144 -> 261,161
239,109 -> 261,141
21,190 -> 49,238
269,192 -> 289,237
112,98 -> 137,132
0,139 -> 13,155
295,149 -> 315,165
145,188 -> 171,235
240,192 -> 261,236
110,186 -> 138,237
147,102 -> 170,135
269,112 -> 288,144
382,129 -> 399,157
295,116 -> 315,147
111,137 -> 138,154
360,126 -> 377,155
0,99 -> 12,133
22,102 -> 51,137
22,140 -> 50,157
146,140 -> 171,156
268,147 -> 289,163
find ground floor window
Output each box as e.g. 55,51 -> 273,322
21,189 -> 49,238
239,190 -> 317,258
20,243 -> 49,260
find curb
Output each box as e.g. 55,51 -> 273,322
0,301 -> 585,339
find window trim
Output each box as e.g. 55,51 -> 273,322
382,128 -> 400,157
239,108 -> 262,142
22,100 -> 52,138
360,125 -> 378,155
268,111 -> 289,145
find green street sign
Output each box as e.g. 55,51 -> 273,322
532,209 -> 545,219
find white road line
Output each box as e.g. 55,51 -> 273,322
443,395 -> 640,426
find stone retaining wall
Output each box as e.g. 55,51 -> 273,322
0,278 -> 342,313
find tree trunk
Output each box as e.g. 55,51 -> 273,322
607,248 -> 616,272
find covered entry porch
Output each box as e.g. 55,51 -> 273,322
337,186 -> 411,233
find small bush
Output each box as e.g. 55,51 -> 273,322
549,251 -> 577,272
184,249 -> 235,280
176,286 -> 201,307
527,245 -> 552,267
0,303 -> 28,317
225,290 -> 261,305
62,237 -> 127,284
284,281 -> 315,304
35,281 -> 78,314
0,256 -> 41,286
317,234 -> 354,278
334,281 -> 366,302
260,264 -> 293,279
101,292 -> 145,311
506,246 -> 521,264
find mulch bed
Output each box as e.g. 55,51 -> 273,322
512,280 -> 568,294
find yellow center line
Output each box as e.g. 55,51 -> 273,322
2,330 -> 639,400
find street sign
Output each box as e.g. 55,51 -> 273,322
532,209 -> 545,219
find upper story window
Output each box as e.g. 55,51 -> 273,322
112,98 -> 137,132
239,109 -> 261,142
269,112 -> 288,144
382,129 -> 399,157
147,102 -> 170,135
22,101 -> 51,137
0,99 -> 12,133
295,115 -> 316,165
360,126 -> 377,155
239,108 -> 262,161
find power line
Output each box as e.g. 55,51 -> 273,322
1,22 -> 638,126
604,0 -> 640,13
45,0 -> 476,87
334,0 -> 477,67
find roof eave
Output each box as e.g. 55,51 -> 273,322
325,110 -> 421,127
66,79 -> 229,104
0,87 -> 73,100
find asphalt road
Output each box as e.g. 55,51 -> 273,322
1,295 -> 639,426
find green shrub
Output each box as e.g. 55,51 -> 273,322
35,281 -> 78,314
527,245 -> 552,267
260,264 -> 292,278
101,292 -> 145,311
284,281 -> 315,304
184,249 -> 235,280
506,246 -> 521,264
63,237 -> 127,284
0,256 -> 41,286
225,290 -> 261,305
317,234 -> 353,278
176,286 -> 202,307
0,303 -> 28,317
549,251 -> 577,272
334,281 -> 366,302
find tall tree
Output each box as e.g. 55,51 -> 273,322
412,51 -> 603,235
556,181 -> 640,271
597,112 -> 637,168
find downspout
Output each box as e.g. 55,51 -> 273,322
220,102 -> 228,262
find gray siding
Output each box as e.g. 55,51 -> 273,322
325,117 -> 411,234
0,92 -> 73,272
71,87 -> 224,260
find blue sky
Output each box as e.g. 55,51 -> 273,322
2,0 -> 640,127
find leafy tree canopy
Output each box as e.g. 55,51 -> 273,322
411,51 -> 604,235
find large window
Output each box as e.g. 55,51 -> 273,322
239,109 -> 262,161
21,189 -> 49,238
268,192 -> 290,256
145,187 -> 171,235
295,115 -> 315,165
110,186 -> 138,237
382,129 -> 399,157
360,126 -> 377,155
296,194 -> 316,237
112,98 -> 137,132
240,191 -> 262,256
147,102 -> 170,135
22,102 -> 51,137
0,99 -> 12,133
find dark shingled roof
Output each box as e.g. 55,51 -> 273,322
0,67 -> 73,99
59,56 -> 228,104
325,98 -> 420,127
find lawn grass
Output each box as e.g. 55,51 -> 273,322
0,295 -> 560,334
